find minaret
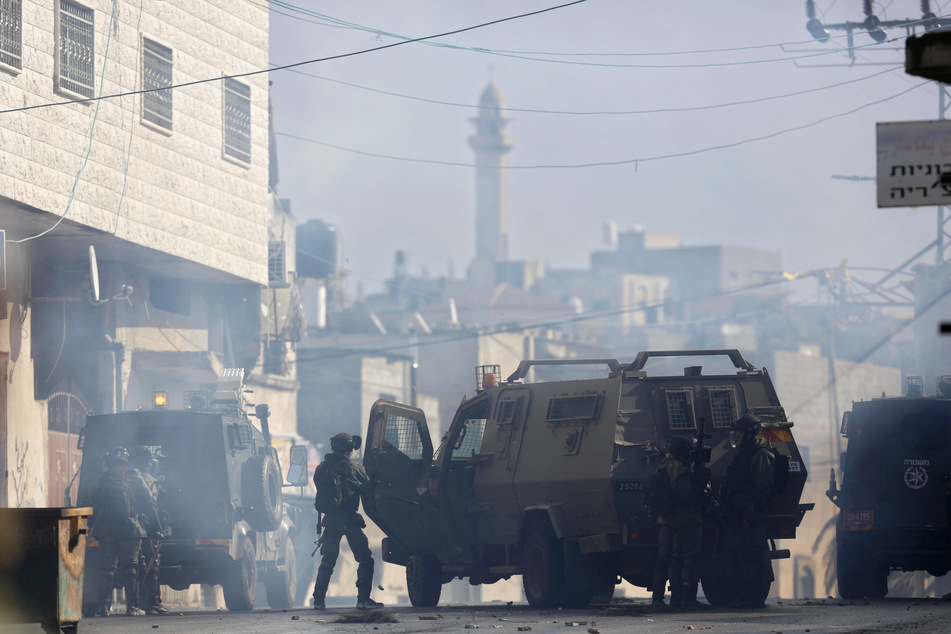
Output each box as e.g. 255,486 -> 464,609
468,83 -> 514,285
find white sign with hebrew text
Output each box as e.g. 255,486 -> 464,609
877,120 -> 951,208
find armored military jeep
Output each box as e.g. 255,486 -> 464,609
76,369 -> 299,613
827,376 -> 951,599
362,349 -> 812,608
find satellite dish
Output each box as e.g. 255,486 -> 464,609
89,245 -> 100,303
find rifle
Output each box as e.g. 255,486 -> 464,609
311,512 -> 323,557
694,416 -> 711,470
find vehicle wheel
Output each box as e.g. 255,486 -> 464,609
836,539 -> 866,600
866,567 -> 888,599
242,453 -> 283,532
521,530 -> 566,608
406,555 -> 442,607
265,538 -> 297,608
223,538 -> 257,611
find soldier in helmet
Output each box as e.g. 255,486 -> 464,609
311,432 -> 382,610
719,413 -> 776,608
648,435 -> 711,611
90,446 -> 147,616
130,446 -> 167,615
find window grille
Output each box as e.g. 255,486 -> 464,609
709,388 -> 737,428
268,240 -> 288,287
383,414 -> 424,460
0,0 -> 22,69
450,418 -> 486,460
57,0 -> 94,98
142,38 -> 172,130
223,77 -> 251,163
665,389 -> 696,430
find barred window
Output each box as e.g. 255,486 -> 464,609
665,389 -> 696,431
57,0 -> 94,98
450,418 -> 486,461
268,240 -> 288,287
546,394 -> 601,424
0,0 -> 22,70
709,387 -> 737,428
142,38 -> 172,130
223,77 -> 251,163
383,414 -> 424,460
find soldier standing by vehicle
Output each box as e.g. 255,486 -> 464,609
649,436 -> 711,612
311,432 -> 382,610
90,446 -> 147,616
720,414 -> 776,609
130,446 -> 167,615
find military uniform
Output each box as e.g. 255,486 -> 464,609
650,441 -> 710,611
720,423 -> 775,608
312,435 -> 380,609
90,451 -> 147,616
131,457 -> 166,615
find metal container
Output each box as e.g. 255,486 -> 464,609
0,507 -> 93,633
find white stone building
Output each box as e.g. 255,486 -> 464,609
0,0 -> 289,509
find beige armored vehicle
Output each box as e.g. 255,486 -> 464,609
362,349 -> 812,607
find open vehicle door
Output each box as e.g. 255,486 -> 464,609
363,400 -> 441,560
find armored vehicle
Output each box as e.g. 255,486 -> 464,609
362,349 -> 812,608
827,376 -> 951,599
76,369 -> 299,613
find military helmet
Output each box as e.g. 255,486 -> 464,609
733,413 -> 762,434
330,432 -> 362,453
665,435 -> 696,461
104,446 -> 129,467
130,446 -> 157,474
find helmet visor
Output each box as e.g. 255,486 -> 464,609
729,430 -> 744,449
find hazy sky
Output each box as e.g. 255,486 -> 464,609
268,0 -> 944,300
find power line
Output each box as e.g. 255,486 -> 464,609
0,0 -> 588,116
276,81 -> 926,170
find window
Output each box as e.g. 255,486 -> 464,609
142,38 -> 172,130
57,0 -> 94,98
709,387 -> 737,428
0,0 -> 22,70
450,418 -> 486,461
268,240 -> 288,287
546,394 -> 601,424
665,389 -> 696,431
223,77 -> 251,163
383,413 -> 424,460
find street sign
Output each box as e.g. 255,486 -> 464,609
876,120 -> 951,208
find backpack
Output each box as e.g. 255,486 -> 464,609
313,459 -> 349,514
96,470 -> 133,526
645,466 -> 676,520
768,446 -> 790,498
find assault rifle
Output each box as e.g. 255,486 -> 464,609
694,416 -> 711,469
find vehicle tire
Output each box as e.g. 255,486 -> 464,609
265,538 -> 297,608
866,567 -> 888,599
242,453 -> 283,532
836,539 -> 866,600
701,556 -> 740,607
406,555 -> 442,607
521,530 -> 566,608
223,538 -> 258,611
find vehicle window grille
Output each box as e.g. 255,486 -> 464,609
383,413 -> 424,460
223,77 -> 251,163
451,418 -> 486,460
546,395 -> 600,423
57,0 -> 94,97
229,423 -> 252,450
0,0 -> 22,69
497,400 -> 516,423
666,390 -> 696,430
142,38 -> 172,130
709,388 -> 736,428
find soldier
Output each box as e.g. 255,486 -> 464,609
720,413 -> 776,609
311,432 -> 382,610
90,446 -> 146,616
130,446 -> 167,615
649,436 -> 711,612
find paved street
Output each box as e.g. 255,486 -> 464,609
6,598 -> 951,634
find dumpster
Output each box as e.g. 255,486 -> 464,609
0,507 -> 93,633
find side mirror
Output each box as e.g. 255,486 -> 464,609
286,445 -> 309,487
352,435 -> 362,451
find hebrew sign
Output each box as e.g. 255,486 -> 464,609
877,120 -> 951,208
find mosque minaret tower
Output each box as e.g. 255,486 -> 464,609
468,83 -> 514,285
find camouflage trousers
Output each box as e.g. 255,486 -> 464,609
653,523 -> 703,597
313,513 -> 375,601
97,536 -> 142,611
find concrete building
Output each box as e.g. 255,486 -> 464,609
0,0 -> 285,508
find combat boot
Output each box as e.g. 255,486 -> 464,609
313,568 -> 331,610
650,582 -> 667,610
356,597 -> 383,609
678,582 -> 711,611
